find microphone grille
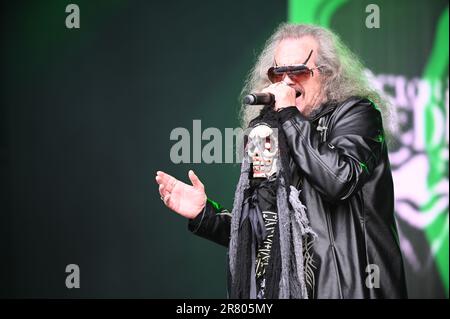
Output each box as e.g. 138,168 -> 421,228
243,94 -> 255,105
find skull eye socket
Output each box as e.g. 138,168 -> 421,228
265,137 -> 271,150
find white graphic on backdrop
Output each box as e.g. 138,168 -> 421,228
368,70 -> 449,270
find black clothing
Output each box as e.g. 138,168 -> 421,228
188,97 -> 408,299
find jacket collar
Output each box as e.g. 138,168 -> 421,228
307,101 -> 337,122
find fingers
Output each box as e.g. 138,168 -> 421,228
163,193 -> 171,207
155,171 -> 171,185
261,82 -> 294,96
159,183 -> 169,198
261,83 -> 279,94
155,171 -> 178,193
156,171 -> 175,209
188,170 -> 204,190
261,87 -> 271,94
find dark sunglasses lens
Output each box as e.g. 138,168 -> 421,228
290,68 -> 312,81
268,68 -> 283,83
268,65 -> 312,83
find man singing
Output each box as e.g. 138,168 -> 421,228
155,23 -> 407,299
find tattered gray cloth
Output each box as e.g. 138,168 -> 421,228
228,107 -> 317,299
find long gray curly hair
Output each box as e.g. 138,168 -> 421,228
239,23 -> 396,135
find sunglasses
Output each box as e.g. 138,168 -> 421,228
267,50 -> 323,83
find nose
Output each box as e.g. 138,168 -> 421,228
282,73 -> 296,85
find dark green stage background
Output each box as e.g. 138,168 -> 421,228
0,0 -> 286,298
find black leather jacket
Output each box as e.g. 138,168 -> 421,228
188,97 -> 408,299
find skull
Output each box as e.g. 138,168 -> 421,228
247,124 -> 278,178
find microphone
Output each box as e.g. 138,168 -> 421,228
243,93 -> 275,105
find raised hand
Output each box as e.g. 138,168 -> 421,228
155,170 -> 207,219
